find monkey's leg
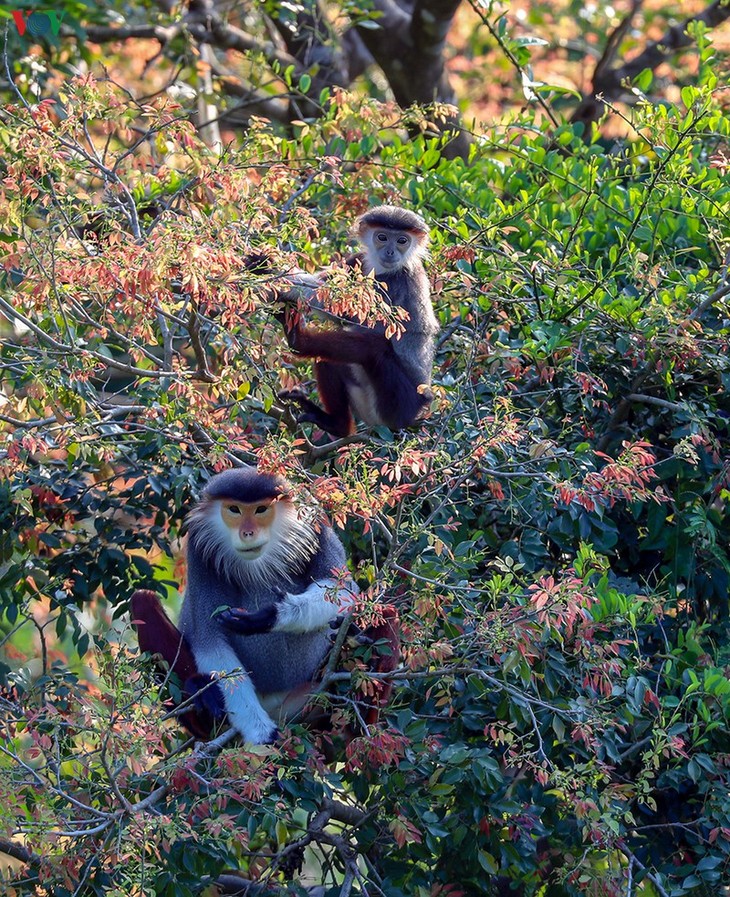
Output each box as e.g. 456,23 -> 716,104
365,360 -> 430,430
314,361 -> 356,436
278,386 -> 332,427
192,640 -> 280,744
280,362 -> 355,437
282,321 -> 428,431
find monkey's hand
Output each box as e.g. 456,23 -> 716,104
273,272 -> 323,316
220,585 -> 342,636
278,387 -> 324,422
218,605 -> 277,635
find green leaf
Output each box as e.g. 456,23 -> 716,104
477,850 -> 498,873
512,35 -> 548,47
635,68 -> 653,92
681,85 -> 696,109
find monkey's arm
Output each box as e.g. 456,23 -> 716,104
190,637 -> 279,744
218,580 -> 346,635
280,310 -> 391,364
219,525 -> 355,636
276,271 -> 323,302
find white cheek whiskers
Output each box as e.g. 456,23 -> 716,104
187,501 -> 320,590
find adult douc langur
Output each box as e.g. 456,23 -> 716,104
131,467 -> 398,743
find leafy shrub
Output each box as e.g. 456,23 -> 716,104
1,44 -> 729,896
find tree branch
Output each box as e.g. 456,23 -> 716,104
572,0 -> 730,128
211,71 -> 290,125
689,247 -> 730,320
86,11 -> 298,75
267,0 -> 349,108
356,0 -> 471,159
0,837 -> 42,867
614,0 -> 730,87
85,23 -> 182,44
592,0 -> 643,83
626,393 -> 686,412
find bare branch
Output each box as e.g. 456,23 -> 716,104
572,0 -> 730,128
593,0 -> 643,82
85,23 -> 182,44
626,394 -> 686,412
86,14 -> 297,75
617,845 -> 671,897
0,836 -> 42,867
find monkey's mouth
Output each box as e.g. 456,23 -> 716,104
237,545 -> 266,558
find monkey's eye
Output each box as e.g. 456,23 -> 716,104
227,504 -> 241,515
397,236 -> 409,245
255,505 -> 269,515
376,233 -> 388,243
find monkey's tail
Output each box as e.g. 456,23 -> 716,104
130,589 -> 217,740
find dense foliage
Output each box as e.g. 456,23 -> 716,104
1,8 -> 730,897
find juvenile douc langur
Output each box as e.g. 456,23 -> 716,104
278,204 -> 439,438
131,467 -> 398,744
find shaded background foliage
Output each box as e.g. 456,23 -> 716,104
0,1 -> 730,895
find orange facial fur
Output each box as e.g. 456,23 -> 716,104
219,497 -> 289,559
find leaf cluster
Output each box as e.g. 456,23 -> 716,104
0,60 -> 729,896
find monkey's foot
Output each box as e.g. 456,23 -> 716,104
280,843 -> 305,880
184,673 -> 226,720
277,386 -> 315,408
328,616 -> 375,646
240,720 -> 280,746
278,389 -> 351,437
218,605 -> 277,635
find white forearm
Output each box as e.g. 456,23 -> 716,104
275,580 -> 352,633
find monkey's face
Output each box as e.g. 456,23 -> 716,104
187,484 -> 319,586
219,497 -> 281,560
366,228 -> 420,274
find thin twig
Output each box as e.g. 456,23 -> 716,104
616,844 -> 670,897
689,247 -> 730,320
